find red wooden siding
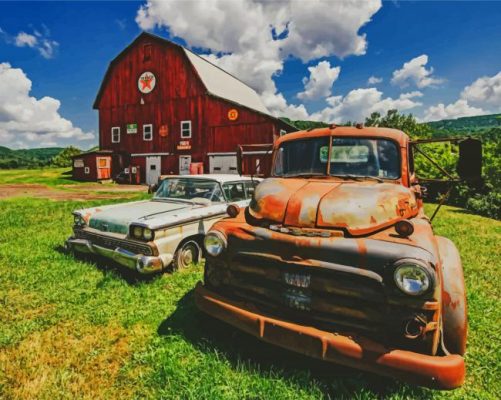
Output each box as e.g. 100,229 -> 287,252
93,32 -> 294,181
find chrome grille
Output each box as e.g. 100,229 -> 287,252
75,229 -> 154,256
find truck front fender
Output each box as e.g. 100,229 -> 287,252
437,236 -> 467,355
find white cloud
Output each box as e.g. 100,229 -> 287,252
422,70 -> 501,121
15,32 -> 38,47
391,54 -> 443,88
136,0 -> 382,117
261,91 -> 310,120
423,99 -> 485,122
367,75 -> 382,85
0,62 -> 94,148
3,27 -> 58,59
461,71 -> 501,108
297,61 -> 341,101
311,88 -> 422,123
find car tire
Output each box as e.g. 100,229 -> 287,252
172,240 -> 201,270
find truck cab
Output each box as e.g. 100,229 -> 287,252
195,125 -> 473,389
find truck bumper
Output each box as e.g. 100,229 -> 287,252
194,283 -> 465,390
65,237 -> 172,274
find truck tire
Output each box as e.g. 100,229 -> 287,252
437,236 -> 468,355
172,239 -> 201,270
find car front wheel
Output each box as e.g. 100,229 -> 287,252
172,240 -> 201,270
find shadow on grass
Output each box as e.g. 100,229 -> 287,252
54,244 -> 161,285
158,290 -> 433,399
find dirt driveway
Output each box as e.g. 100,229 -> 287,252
0,184 -> 147,201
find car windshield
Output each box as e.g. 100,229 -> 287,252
273,137 -> 400,179
154,178 -> 225,202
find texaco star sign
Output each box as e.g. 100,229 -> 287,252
138,71 -> 156,94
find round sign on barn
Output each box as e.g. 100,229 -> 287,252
228,109 -> 239,121
138,71 -> 156,94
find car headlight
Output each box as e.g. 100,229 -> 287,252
132,226 -> 143,240
204,231 -> 226,257
143,228 -> 154,241
73,214 -> 85,227
394,260 -> 433,296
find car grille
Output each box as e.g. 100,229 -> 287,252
74,229 -> 155,256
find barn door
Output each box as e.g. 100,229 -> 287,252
146,156 -> 161,185
179,155 -> 191,175
209,155 -> 238,174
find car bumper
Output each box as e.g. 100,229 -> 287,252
194,283 -> 465,390
65,237 -> 172,274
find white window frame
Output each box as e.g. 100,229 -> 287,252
111,127 -> 120,143
180,120 -> 192,139
143,124 -> 153,141
84,167 -> 90,174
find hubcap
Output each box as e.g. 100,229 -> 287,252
179,243 -> 198,267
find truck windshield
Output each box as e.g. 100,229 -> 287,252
154,178 -> 225,202
273,137 -> 400,179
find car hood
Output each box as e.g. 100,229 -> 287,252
249,178 -> 418,236
77,199 -> 226,235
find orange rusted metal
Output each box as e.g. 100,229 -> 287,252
196,126 -> 468,389
195,284 -> 465,390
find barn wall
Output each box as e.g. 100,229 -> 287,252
95,34 -> 291,180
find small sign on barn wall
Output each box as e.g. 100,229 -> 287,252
127,123 -> 138,134
159,125 -> 169,137
228,109 -> 239,121
177,140 -> 191,150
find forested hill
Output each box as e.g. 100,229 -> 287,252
427,113 -> 501,133
0,146 -> 64,169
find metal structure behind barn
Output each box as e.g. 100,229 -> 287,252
77,32 -> 294,184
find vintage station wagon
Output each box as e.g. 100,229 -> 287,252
66,174 -> 259,273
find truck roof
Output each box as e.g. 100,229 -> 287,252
276,126 -> 409,147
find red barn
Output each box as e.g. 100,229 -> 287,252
71,150 -> 112,182
84,32 -> 294,184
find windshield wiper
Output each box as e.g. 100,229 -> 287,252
331,174 -> 384,183
283,172 -> 328,178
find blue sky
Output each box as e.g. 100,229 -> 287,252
0,1 -> 500,149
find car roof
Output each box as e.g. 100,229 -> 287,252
159,174 -> 260,184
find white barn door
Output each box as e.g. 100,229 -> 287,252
146,156 -> 161,185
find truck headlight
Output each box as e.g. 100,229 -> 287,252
143,228 -> 154,241
204,231 -> 226,257
394,260 -> 433,296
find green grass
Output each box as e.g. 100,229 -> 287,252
0,193 -> 499,399
0,167 -> 80,186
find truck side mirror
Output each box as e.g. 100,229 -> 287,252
236,145 -> 243,176
457,138 -> 482,182
148,183 -> 158,194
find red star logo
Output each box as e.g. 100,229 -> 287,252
140,75 -> 153,90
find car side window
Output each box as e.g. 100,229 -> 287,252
223,182 -> 246,201
244,181 -> 258,199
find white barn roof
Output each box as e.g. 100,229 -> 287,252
183,48 -> 270,116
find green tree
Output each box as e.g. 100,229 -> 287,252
51,146 -> 82,167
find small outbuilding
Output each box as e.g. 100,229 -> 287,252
71,150 -> 113,182
81,31 -> 294,184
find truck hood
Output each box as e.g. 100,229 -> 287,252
78,199 -> 225,235
250,178 -> 418,236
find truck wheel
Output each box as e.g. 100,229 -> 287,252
438,236 -> 468,356
172,240 -> 201,270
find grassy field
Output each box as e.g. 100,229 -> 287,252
0,173 -> 499,399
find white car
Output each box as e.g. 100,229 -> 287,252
66,174 -> 260,273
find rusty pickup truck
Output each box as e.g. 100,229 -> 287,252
195,125 -> 482,389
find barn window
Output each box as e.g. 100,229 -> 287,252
84,167 -> 90,174
73,159 -> 84,168
143,44 -> 152,61
181,121 -> 192,138
143,124 -> 153,141
111,127 -> 120,143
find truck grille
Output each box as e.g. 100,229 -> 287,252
74,229 -> 155,256
220,252 -> 389,337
